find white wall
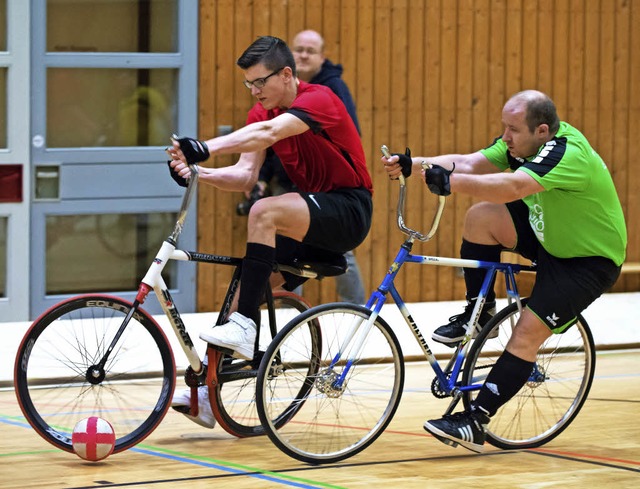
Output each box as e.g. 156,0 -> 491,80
2,292 -> 638,384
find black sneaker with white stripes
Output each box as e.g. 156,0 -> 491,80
423,409 -> 490,453
431,300 -> 497,346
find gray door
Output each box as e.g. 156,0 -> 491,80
29,0 -> 199,319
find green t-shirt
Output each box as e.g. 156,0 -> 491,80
480,122 -> 627,265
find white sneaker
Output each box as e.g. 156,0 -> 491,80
171,386 -> 217,429
199,312 -> 256,360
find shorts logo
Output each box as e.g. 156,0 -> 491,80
308,194 -> 321,209
546,312 -> 559,326
486,382 -> 500,396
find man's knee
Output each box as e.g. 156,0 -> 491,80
506,309 -> 552,361
463,202 -> 515,247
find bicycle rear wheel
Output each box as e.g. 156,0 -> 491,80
462,299 -> 595,449
257,303 -> 405,464
14,295 -> 176,453
210,291 -> 311,437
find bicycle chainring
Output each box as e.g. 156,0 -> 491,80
431,375 -> 450,399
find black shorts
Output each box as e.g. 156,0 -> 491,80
276,187 -> 373,291
506,200 -> 621,333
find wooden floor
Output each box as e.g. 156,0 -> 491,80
2,349 -> 639,489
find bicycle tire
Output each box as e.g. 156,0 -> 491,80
462,298 -> 596,449
256,303 -> 405,464
14,295 -> 176,454
209,291 -> 312,437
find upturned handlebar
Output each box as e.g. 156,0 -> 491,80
171,163 -> 198,242
381,145 -> 446,242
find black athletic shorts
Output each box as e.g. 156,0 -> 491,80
276,187 -> 373,291
506,200 -> 621,333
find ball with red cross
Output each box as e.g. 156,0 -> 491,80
71,417 -> 116,462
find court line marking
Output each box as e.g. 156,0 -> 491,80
122,445 -> 347,489
0,414 -> 345,489
529,447 -> 640,470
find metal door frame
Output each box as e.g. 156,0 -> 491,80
0,0 -> 30,321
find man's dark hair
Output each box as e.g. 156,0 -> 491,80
237,36 -> 297,77
524,93 -> 560,134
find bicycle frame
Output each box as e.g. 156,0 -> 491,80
95,165 -> 224,383
332,165 -> 535,403
98,162 -> 320,387
363,244 -> 534,396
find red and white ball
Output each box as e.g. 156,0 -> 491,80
71,416 -> 116,462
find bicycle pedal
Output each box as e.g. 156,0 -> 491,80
171,405 -> 189,415
210,345 -> 239,358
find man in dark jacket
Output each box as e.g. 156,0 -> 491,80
288,29 -> 365,303
292,30 -> 361,134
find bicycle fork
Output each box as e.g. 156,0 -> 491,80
325,243 -> 415,392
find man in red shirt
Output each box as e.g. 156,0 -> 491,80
167,36 -> 372,428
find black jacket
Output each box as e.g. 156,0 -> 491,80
309,59 -> 361,134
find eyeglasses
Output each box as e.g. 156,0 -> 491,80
243,68 -> 284,90
293,46 -> 321,56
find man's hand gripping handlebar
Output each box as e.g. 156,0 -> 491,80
381,144 -> 446,242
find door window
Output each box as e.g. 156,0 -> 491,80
46,212 -> 177,294
47,0 -> 177,53
47,68 -> 178,147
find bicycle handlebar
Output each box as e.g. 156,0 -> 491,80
381,145 -> 446,242
169,162 -> 199,242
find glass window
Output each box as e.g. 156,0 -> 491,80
46,212 -> 177,294
47,0 -> 178,53
47,68 -> 178,147
0,68 -> 6,148
0,216 -> 6,298
0,0 -> 5,52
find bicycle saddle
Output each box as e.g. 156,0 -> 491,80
278,254 -> 348,278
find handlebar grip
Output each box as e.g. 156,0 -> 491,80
381,145 -> 405,185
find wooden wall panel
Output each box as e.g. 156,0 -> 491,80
405,0 -> 426,298
196,0 -> 640,312
628,0 -> 640,291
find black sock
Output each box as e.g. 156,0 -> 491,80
460,239 -> 502,303
473,350 -> 535,416
237,242 -> 275,325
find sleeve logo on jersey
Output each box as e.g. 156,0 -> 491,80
531,140 -> 557,164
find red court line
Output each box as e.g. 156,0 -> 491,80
530,447 -> 640,467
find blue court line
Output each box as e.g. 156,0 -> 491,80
130,446 -> 343,488
0,416 -> 32,429
0,414 -> 344,489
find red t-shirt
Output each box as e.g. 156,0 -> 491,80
246,82 -> 372,193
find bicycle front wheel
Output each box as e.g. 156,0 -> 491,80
462,299 -> 595,449
14,295 -> 176,454
257,303 -> 405,464
210,291 -> 311,437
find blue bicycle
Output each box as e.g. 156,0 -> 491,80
255,146 -> 595,464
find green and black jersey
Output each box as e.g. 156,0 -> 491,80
480,121 -> 627,266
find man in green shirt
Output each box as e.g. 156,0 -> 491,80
383,90 -> 626,452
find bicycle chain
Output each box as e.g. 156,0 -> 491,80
431,363 -> 494,399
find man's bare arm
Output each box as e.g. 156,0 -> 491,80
169,113 -> 309,192
450,170 -> 543,203
382,150 -> 497,179
204,113 -> 308,156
